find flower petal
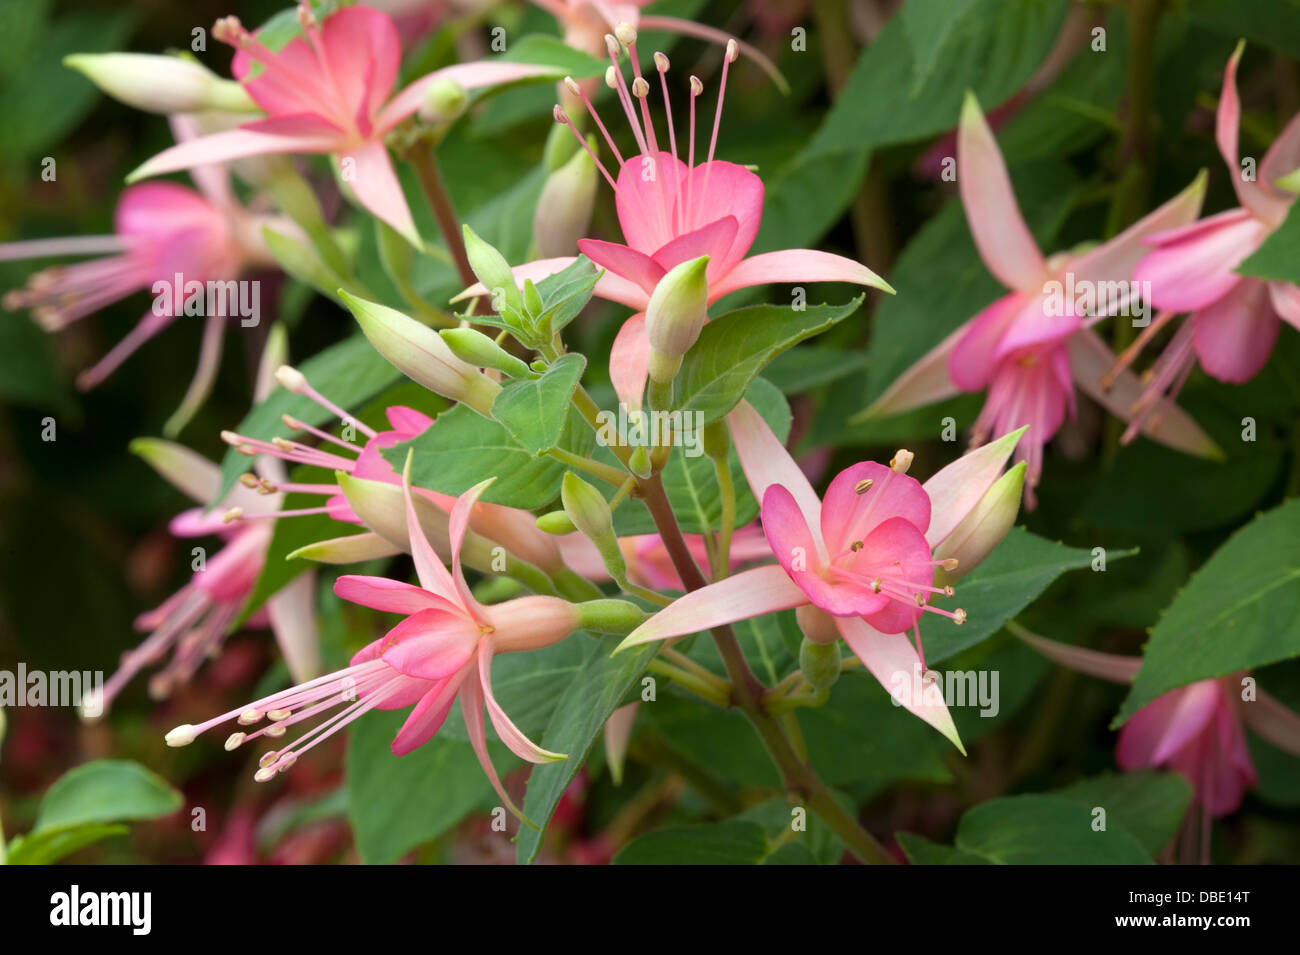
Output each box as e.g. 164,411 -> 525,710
478,640 -> 566,763
614,564 -> 808,652
857,322 -> 966,419
340,140 -> 419,246
728,400 -> 825,556
392,669 -> 467,756
836,615 -> 964,753
707,248 -> 892,302
1134,209 -> 1265,313
958,91 -> 1047,291
821,461 -> 931,557
127,114 -> 342,182
458,667 -> 529,822
577,239 -> 664,295
334,574 -> 459,616
1010,625 -> 1141,683
1193,277 -> 1280,383
609,311 -> 650,409
1216,44 -> 1289,224
400,452 -> 460,601
922,426 -> 1025,547
379,607 -> 480,680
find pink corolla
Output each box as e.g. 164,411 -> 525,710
127,3 -> 559,245
93,436 -> 318,717
1013,628 -> 1300,861
615,402 -> 1028,750
1,116 -> 277,435
864,93 -> 1219,508
462,29 -> 888,405
1124,47 -> 1300,437
166,459 -> 583,821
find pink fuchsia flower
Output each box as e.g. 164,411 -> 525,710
864,92 -> 1219,508
615,402 -> 1028,751
166,460 -> 583,823
1124,47 -> 1300,437
461,29 -> 889,406
127,3 -> 560,245
0,115 -> 278,435
1012,629 -> 1300,850
94,436 -> 318,717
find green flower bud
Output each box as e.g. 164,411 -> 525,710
419,77 -> 468,124
800,637 -> 842,691
64,53 -> 255,114
533,139 -> 597,257
576,599 -> 650,635
439,327 -> 533,378
463,225 -> 523,314
645,256 -> 709,385
562,472 -> 627,580
536,511 -> 577,535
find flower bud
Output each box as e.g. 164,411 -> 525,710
1276,166 -> 1300,194
536,510 -> 577,535
645,256 -> 709,385
562,472 -> 627,580
341,291 -> 501,417
575,599 -> 650,636
440,327 -> 533,378
796,604 -> 840,645
799,637 -> 842,691
533,140 -> 597,257
64,53 -> 255,114
934,461 -> 1026,585
463,225 -> 524,315
418,77 -> 468,125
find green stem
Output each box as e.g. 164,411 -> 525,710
637,471 -> 895,864
647,658 -> 731,707
403,138 -> 476,291
711,450 -> 736,581
546,446 -> 629,487
661,648 -> 732,697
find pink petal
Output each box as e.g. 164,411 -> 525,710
1011,626 -> 1141,683
764,484 -> 881,617
947,291 -> 1034,391
1116,681 -> 1220,770
400,453 -> 459,601
1134,209 -> 1265,313
820,461 -> 930,557
319,6 -> 402,132
334,574 -> 457,616
577,239 -> 664,295
1216,45 -> 1289,224
1193,278 -> 1280,383
379,62 -> 561,133
128,114 -> 342,181
385,405 -> 435,436
836,615 -> 964,752
614,151 -> 689,253
609,312 -> 650,408
167,114 -> 233,208
391,669 -> 467,756
851,516 -> 935,633
478,640 -> 566,763
1261,111 -> 1300,205
448,479 -> 493,616
379,607 -> 481,680
674,162 -> 764,273
957,93 -> 1047,291
728,400 -> 825,556
340,140 -> 419,245
615,564 -> 808,652
1268,281 -> 1300,331
650,215 -> 739,279
458,669 -> 527,820
707,248 -> 891,302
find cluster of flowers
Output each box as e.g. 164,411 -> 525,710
5,1 -> 1299,853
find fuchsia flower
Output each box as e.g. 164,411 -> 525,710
1013,628 -> 1300,859
1,116 -> 277,434
463,28 -> 888,405
94,437 -> 318,716
128,3 -> 559,245
616,402 -> 1028,750
166,459 -> 583,822
1124,47 -> 1300,437
865,93 -> 1219,508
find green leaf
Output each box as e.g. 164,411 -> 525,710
764,347 -> 870,395
533,256 -> 601,335
1185,0 -> 1300,60
897,832 -> 991,865
495,34 -> 606,78
33,759 -> 182,832
1050,772 -> 1193,856
674,298 -> 864,423
955,795 -> 1154,864
900,0 -> 981,93
388,402 -> 590,509
1117,499 -> 1300,724
1238,200 -> 1300,285
491,353 -> 586,454
346,710 -> 496,864
6,824 -> 130,866
516,635 -> 656,863
613,820 -> 770,864
217,335 -> 402,502
923,528 -> 1134,664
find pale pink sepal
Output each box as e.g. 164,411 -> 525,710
922,425 -> 1026,548
1244,688 -> 1300,757
1010,625 -> 1141,684
266,570 -> 321,683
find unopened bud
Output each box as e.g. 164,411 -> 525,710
462,225 -> 524,315
536,510 -> 577,535
562,472 -> 625,579
440,328 -> 533,378
341,290 -> 501,417
934,462 -> 1025,583
645,255 -> 709,385
799,637 -> 841,691
418,77 -> 468,124
64,53 -> 255,114
534,138 -> 597,256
